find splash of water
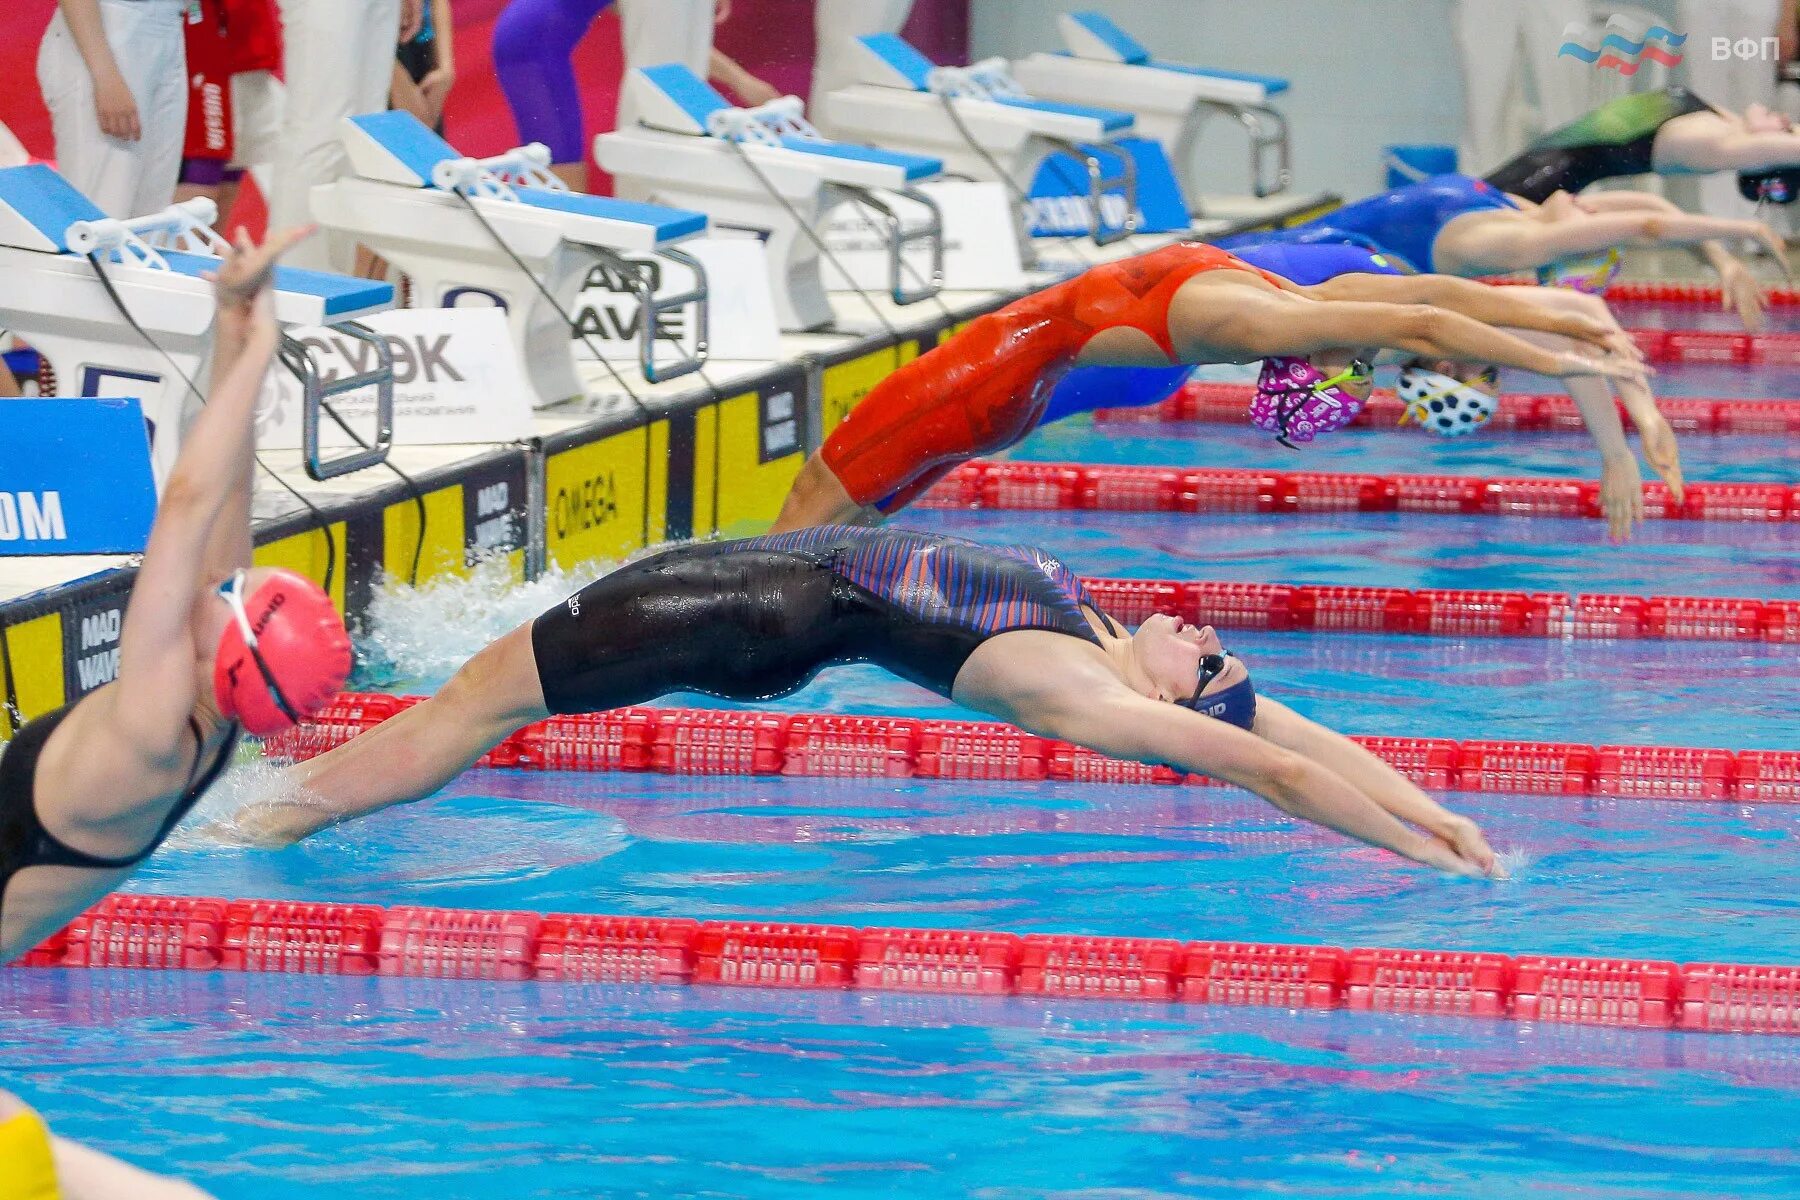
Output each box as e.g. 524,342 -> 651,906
357,556 -> 590,688
1495,847 -> 1533,880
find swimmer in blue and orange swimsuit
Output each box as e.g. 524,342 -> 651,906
236,524 -> 1501,878
766,240 -> 1647,532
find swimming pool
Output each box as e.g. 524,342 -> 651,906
7,336 -> 1800,1199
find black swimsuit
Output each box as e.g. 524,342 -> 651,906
531,525 -> 1117,714
0,703 -> 239,923
1485,86 -> 1718,202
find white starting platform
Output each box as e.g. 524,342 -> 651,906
815,33 -> 1143,259
0,163 -> 393,486
599,64 -> 946,333
1014,11 -> 1335,228
312,110 -> 713,407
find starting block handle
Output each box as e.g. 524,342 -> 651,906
845,185 -> 943,306
1049,138 -> 1138,245
432,143 -> 563,196
1202,101 -> 1292,198
66,197 -> 224,264
283,321 -> 396,480
589,244 -> 710,385
642,244 -> 709,384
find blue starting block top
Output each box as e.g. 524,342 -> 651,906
639,63 -> 734,128
855,33 -> 1133,130
347,110 -> 707,242
859,32 -> 937,90
0,164 -> 392,315
995,95 -> 1133,132
1063,11 -> 1289,94
633,64 -> 942,180
775,137 -> 940,182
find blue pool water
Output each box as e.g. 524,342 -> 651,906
7,349 -> 1800,1199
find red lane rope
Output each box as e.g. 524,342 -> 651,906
265,693 -> 1800,804
1075,574 -> 1800,645
14,892 -> 1797,1036
913,459 -> 1798,523
1484,280 -> 1800,308
1606,282 -> 1800,308
1099,381 -> 1800,436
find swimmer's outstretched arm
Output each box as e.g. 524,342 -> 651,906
957,638 -> 1493,876
1249,698 -> 1501,877
100,234 -> 295,761
1450,210 -> 1788,277
1180,291 -> 1647,386
1557,190 -> 1772,331
1300,271 -> 1626,349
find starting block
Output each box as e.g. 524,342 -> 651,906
599,63 -> 945,332
313,110 -> 712,405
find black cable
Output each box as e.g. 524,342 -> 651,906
634,119 -> 908,343
452,189 -> 750,547
716,135 -> 905,343
837,191 -> 959,328
936,94 -> 1098,269
86,251 -> 342,594
278,333 -> 429,586
452,192 -> 655,546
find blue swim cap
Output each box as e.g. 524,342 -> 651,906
1185,653 -> 1258,730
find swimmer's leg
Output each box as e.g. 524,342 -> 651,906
770,451 -> 872,532
243,623 -> 550,845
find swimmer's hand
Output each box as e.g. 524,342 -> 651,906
1439,813 -> 1504,878
1717,259 -> 1770,333
1410,835 -> 1496,879
1558,313 -> 1638,360
1633,410 -> 1685,507
204,224 -> 316,316
1552,348 -> 1652,387
1599,454 -> 1646,542
1740,221 -> 1793,281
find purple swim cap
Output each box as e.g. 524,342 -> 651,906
1249,356 -> 1369,446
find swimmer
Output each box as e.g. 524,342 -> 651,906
0,1090 -> 216,1199
1220,173 -> 1789,292
232,526 -> 1502,878
1486,86 -> 1800,210
0,227 -> 352,964
1045,241 -> 1680,539
769,241 -> 1648,533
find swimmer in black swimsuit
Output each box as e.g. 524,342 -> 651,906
0,227 -> 352,964
1485,85 -> 1800,207
241,526 -> 1502,878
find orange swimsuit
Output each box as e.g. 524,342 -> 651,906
820,243 -> 1287,510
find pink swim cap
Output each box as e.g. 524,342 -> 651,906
1248,357 -> 1368,445
213,569 -> 353,736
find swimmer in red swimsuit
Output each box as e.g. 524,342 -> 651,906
772,242 -> 1649,532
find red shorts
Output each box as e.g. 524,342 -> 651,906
820,243 -> 1285,509
182,0 -> 282,163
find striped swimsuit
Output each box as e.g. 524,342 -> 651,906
529,526 -> 1110,712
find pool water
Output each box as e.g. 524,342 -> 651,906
6,334 -> 1800,1199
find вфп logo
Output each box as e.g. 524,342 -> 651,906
1558,14 -> 1686,74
